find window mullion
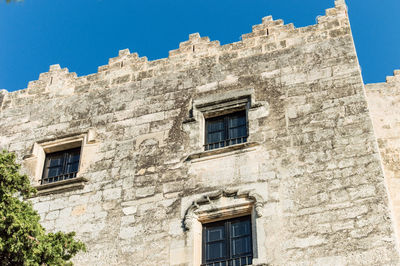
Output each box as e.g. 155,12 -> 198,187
202,226 -> 206,264
225,116 -> 229,144
62,152 -> 68,175
226,220 -> 231,261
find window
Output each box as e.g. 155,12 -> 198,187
205,110 -> 247,151
41,147 -> 81,184
202,216 -> 253,266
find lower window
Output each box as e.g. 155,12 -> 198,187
41,147 -> 81,184
202,216 -> 253,266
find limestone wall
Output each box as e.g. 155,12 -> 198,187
366,70 -> 400,245
0,0 -> 399,265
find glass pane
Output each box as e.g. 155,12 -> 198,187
231,236 -> 251,256
231,220 -> 250,237
68,153 -> 80,163
49,156 -> 63,167
208,131 -> 225,144
66,152 -> 80,173
229,113 -> 246,127
66,161 -> 79,173
207,226 -> 225,241
48,166 -> 62,178
206,241 -> 226,261
208,119 -> 225,132
229,126 -> 247,139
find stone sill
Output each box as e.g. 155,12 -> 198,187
186,142 -> 260,163
33,176 -> 88,196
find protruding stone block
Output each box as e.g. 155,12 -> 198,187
119,48 -> 130,56
262,16 -> 273,24
49,64 -> 61,71
189,33 -> 200,41
335,0 -> 346,6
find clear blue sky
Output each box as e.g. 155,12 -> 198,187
0,0 -> 399,92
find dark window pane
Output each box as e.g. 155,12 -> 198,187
48,167 -> 62,178
229,114 -> 246,128
205,110 -> 247,150
68,153 -> 80,163
208,131 -> 225,144
207,226 -> 225,242
203,216 -> 252,265
231,220 -> 250,237
229,126 -> 247,139
206,241 -> 226,261
66,161 -> 79,173
42,148 -> 81,184
49,156 -> 63,167
231,236 -> 251,256
208,119 -> 225,132
66,151 -> 80,173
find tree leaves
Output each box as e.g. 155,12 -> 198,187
0,150 -> 86,265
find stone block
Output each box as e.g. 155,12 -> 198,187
103,187 -> 122,201
135,186 -> 155,199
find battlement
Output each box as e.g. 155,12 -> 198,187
365,69 -> 400,95
386,69 -> 400,83
1,0 -> 350,108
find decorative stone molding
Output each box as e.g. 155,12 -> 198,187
183,188 -> 265,230
181,188 -> 268,266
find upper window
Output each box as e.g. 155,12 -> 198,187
41,147 -> 81,184
202,215 -> 253,266
205,110 -> 248,151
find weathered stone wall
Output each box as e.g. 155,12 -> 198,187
366,70 -> 400,245
0,0 -> 399,265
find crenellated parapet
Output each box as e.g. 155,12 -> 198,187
169,33 -> 220,58
1,64 -> 78,109
366,69 -> 400,95
31,64 -> 77,94
386,70 -> 400,84
99,48 -> 149,73
3,0 -> 351,100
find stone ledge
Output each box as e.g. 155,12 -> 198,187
185,142 -> 260,162
32,177 -> 88,196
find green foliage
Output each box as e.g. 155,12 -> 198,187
0,151 -> 86,265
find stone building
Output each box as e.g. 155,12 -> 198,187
1,0 -> 400,265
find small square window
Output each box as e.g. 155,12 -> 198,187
41,147 -> 81,184
202,216 -> 253,266
205,110 -> 248,151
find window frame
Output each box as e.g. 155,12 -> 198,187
202,215 -> 253,266
181,189 -> 269,266
204,110 -> 248,151
23,130 -> 98,195
41,147 -> 82,184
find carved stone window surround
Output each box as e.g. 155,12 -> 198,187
23,129 -> 98,196
183,88 -> 268,158
181,189 -> 268,266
